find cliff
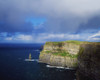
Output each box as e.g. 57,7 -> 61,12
77,43 -> 100,80
39,40 -> 100,80
39,41 -> 84,68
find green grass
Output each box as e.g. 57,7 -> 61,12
53,52 -> 78,58
45,51 -> 51,53
45,41 -> 64,47
45,40 -> 100,46
53,52 -> 68,56
45,40 -> 86,45
44,50 -> 78,58
64,40 -> 83,45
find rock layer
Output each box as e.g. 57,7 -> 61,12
39,53 -> 77,67
39,41 -> 80,68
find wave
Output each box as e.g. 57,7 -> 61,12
46,65 -> 75,70
24,59 -> 38,62
34,49 -> 40,51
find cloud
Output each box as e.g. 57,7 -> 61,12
0,32 -> 88,43
0,31 -> 100,43
0,0 -> 100,34
87,31 -> 100,41
5,34 -> 33,41
5,37 -> 13,40
1,0 -> 100,43
38,33 -> 80,40
14,34 -> 32,40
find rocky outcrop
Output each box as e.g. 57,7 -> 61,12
77,43 -> 100,80
43,42 -> 80,55
39,52 -> 77,67
39,41 -> 81,68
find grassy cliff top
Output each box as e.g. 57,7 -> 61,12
45,40 -> 92,45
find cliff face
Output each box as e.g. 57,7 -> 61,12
39,41 -> 100,80
39,41 -> 80,68
43,42 -> 80,55
77,43 -> 100,80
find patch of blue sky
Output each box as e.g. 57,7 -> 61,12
25,17 -> 46,26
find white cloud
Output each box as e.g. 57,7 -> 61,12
4,34 -> 33,42
14,35 -> 32,40
1,31 -> 100,43
32,33 -> 81,43
5,37 -> 13,40
2,33 -> 81,43
87,31 -> 100,41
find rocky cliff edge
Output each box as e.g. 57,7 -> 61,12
77,43 -> 100,80
39,40 -> 100,80
39,40 -> 86,68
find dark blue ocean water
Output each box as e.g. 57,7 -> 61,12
0,44 -> 76,80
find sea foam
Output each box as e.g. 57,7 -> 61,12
46,65 -> 75,70
24,59 -> 38,62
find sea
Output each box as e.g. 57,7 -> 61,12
0,44 -> 76,80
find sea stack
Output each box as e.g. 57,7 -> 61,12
29,53 -> 32,60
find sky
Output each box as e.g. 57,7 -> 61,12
0,0 -> 100,43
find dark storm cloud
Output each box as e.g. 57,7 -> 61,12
0,21 -> 34,33
80,16 -> 100,30
0,0 -> 100,36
